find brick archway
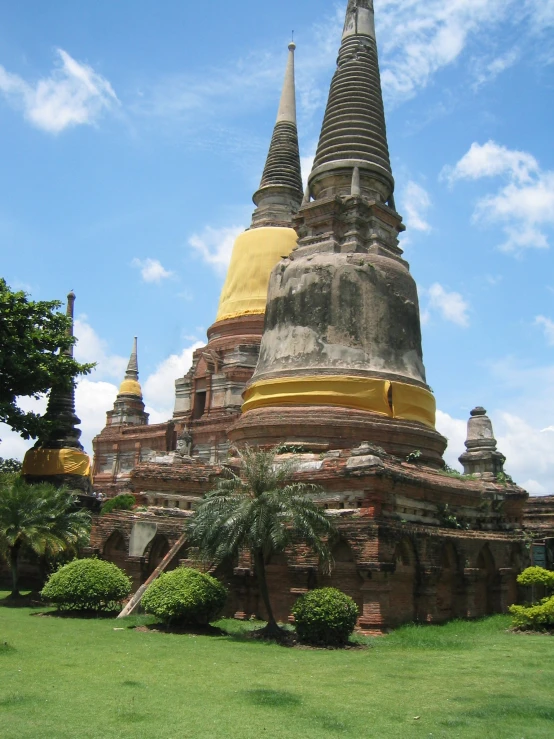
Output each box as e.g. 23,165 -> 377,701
103,531 -> 127,571
475,545 -> 496,617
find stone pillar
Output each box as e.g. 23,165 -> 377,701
359,571 -> 390,632
463,568 -> 481,619
498,567 -> 516,613
416,567 -> 441,624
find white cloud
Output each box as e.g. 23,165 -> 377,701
443,141 -> 539,184
436,409 -> 467,471
188,225 -> 244,275
0,49 -> 117,133
401,181 -> 432,232
132,258 -> 174,284
74,317 -> 127,380
143,342 -> 204,418
444,141 -> 554,254
424,283 -> 470,327
536,316 -> 554,346
472,49 -> 520,90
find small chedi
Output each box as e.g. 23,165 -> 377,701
87,1 -> 533,630
22,291 -> 94,505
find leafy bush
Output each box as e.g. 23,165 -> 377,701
292,588 -> 359,646
517,566 -> 554,590
141,567 -> 227,626
100,494 -> 136,516
509,597 -> 554,631
41,558 -> 132,613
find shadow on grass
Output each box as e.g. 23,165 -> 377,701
244,688 -> 302,708
134,622 -> 226,636
0,642 -> 16,654
242,688 -> 351,733
461,694 -> 554,723
0,593 -> 43,609
0,693 -> 36,709
30,609 -> 120,619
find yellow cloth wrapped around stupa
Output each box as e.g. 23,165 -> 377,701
216,227 -> 297,322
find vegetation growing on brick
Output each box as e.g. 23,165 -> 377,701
100,494 -> 136,516
141,567 -> 227,626
41,558 -> 132,613
292,587 -> 358,646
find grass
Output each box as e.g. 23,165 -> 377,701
1,591 -> 554,738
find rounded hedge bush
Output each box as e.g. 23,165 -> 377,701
292,587 -> 359,646
41,558 -> 132,613
141,567 -> 227,626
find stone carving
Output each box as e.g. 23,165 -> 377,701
176,426 -> 193,458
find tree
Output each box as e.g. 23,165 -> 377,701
0,474 -> 91,598
0,458 -> 22,474
187,446 -> 336,636
0,278 -> 93,440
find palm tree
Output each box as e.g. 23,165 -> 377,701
188,446 -> 336,636
0,474 -> 91,598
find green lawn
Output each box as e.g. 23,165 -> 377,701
1,592 -> 553,739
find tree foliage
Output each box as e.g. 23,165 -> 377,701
142,567 -> 227,625
0,458 -> 22,474
187,446 -> 336,634
0,474 -> 91,597
41,558 -> 132,613
0,278 -> 93,440
517,566 -> 554,590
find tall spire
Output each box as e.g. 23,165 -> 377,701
308,0 -> 393,204
251,42 -> 303,227
39,290 -> 83,451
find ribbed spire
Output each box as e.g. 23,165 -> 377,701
126,337 -> 139,381
308,0 -> 393,203
252,42 -> 303,226
38,291 -> 83,450
118,337 -> 142,397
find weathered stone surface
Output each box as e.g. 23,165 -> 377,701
346,454 -> 384,470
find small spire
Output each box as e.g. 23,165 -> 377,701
118,337 -> 142,398
65,290 -> 76,356
125,337 -> 139,381
276,42 -> 297,125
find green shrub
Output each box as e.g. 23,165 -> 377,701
509,596 -> 554,631
292,588 -> 359,646
517,566 -> 554,590
141,567 -> 227,626
100,494 -> 136,515
41,558 -> 132,613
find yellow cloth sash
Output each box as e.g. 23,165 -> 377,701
22,448 -> 92,477
216,227 -> 298,322
242,376 -> 436,429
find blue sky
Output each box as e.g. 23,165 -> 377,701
1,0 -> 553,493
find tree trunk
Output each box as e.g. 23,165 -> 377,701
9,542 -> 21,599
253,549 -> 280,635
